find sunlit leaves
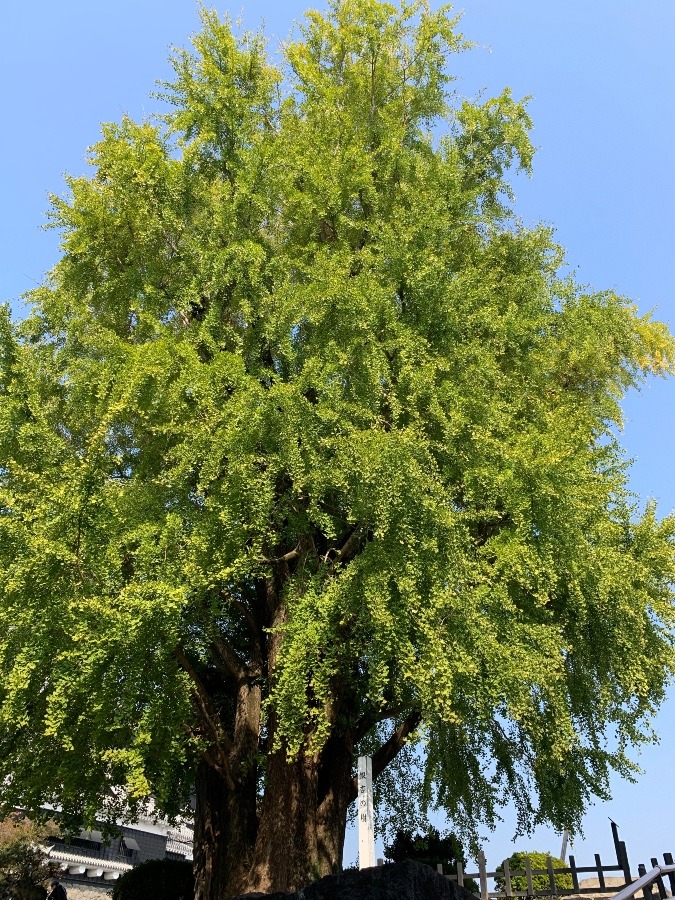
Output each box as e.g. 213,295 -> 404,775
1,0 -> 674,846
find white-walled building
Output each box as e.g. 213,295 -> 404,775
44,814 -> 193,889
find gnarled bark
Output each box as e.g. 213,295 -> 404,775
191,573 -> 412,896
248,749 -> 323,893
193,757 -> 258,900
194,731 -> 354,898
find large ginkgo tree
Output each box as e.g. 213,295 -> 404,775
1,1 -> 674,897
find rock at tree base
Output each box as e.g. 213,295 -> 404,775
230,860 -> 477,900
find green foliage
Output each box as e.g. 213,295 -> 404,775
495,851 -> 573,894
384,827 -> 478,890
0,815 -> 58,900
1,0 -> 675,852
384,826 -> 462,868
112,859 -> 194,900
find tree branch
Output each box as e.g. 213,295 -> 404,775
333,526 -> 362,565
323,525 -> 367,572
262,546 -> 301,565
224,594 -> 260,639
353,703 -> 409,744
348,709 -> 422,803
209,632 -> 250,683
174,647 -> 236,790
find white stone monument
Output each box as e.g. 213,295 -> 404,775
357,755 -> 375,870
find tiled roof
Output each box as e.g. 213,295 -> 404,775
45,848 -> 133,873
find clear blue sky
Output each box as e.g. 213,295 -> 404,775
2,0 -> 674,877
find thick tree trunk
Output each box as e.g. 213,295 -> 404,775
191,587 -> 359,897
247,749 -> 324,893
193,735 -> 353,898
315,729 -> 356,877
193,758 -> 258,900
193,762 -> 230,900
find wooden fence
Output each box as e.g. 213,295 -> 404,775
433,825 -> 675,900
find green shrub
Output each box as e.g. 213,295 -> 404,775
495,851 -> 572,895
112,858 -> 194,900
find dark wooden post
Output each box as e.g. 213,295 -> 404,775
638,863 -> 653,900
662,854 -> 675,896
611,821 -> 632,884
611,822 -> 622,864
595,855 -> 606,891
547,855 -> 557,897
569,855 -> 580,894
650,859 -> 667,900
620,843 -> 632,885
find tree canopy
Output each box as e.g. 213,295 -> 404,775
1,0 -> 674,894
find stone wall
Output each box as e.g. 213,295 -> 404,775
64,884 -> 113,900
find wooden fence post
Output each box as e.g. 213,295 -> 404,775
662,853 -> 675,897
457,860 -> 465,888
611,823 -> 622,867
547,855 -> 557,896
595,854 -> 606,891
569,855 -> 580,893
525,857 -> 534,897
650,858 -> 667,900
611,820 -> 632,884
503,858 -> 512,898
620,843 -> 632,886
638,863 -> 653,900
478,850 -> 489,900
